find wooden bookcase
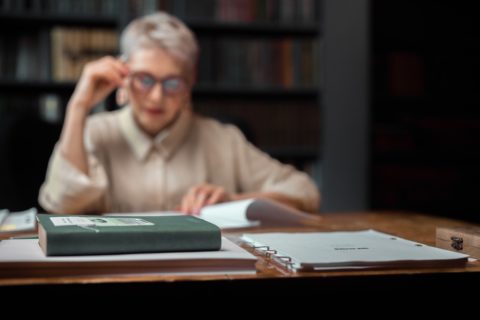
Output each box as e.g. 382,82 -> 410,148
0,0 -> 323,210
371,0 -> 480,221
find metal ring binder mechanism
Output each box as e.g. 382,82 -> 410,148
247,243 -> 295,271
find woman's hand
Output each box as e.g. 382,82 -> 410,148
180,184 -> 233,215
68,56 -> 129,113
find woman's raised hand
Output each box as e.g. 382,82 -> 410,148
68,56 -> 129,113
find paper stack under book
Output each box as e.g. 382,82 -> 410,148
0,237 -> 257,278
242,230 -> 469,272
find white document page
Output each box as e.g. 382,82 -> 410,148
199,199 -> 259,228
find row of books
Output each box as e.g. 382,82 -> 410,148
0,0 -> 320,23
0,94 -> 110,124
0,0 -> 119,16
199,37 -> 320,87
0,28 -> 117,82
0,28 -> 320,87
0,31 -> 50,81
0,94 -> 319,154
51,27 -> 118,82
136,0 -> 320,23
196,99 -> 319,149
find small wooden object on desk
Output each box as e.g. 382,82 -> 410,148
436,227 -> 480,259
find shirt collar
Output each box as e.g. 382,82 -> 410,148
118,106 -> 192,161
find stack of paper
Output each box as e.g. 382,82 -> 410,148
0,237 -> 257,277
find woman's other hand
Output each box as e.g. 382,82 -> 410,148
180,184 -> 233,215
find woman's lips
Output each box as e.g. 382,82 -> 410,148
144,108 -> 164,116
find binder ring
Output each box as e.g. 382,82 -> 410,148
252,245 -> 270,251
275,255 -> 292,262
274,256 -> 295,270
250,245 -> 277,258
264,249 -> 277,258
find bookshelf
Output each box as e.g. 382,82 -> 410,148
371,0 -> 480,221
0,0 -> 323,210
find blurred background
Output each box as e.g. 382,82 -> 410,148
0,0 -> 479,222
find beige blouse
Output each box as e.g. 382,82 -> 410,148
39,106 -> 320,214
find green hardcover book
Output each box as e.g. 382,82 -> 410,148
37,214 -> 221,256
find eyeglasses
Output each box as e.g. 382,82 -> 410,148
129,72 -> 187,96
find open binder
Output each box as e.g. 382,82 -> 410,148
242,230 -> 469,272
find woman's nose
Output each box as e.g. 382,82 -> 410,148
148,82 -> 164,102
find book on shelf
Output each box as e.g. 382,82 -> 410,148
0,237 -> 257,277
37,214 -> 221,256
106,198 -> 322,229
241,229 -> 469,272
50,27 -> 118,82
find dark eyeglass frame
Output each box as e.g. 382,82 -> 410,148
128,71 -> 188,96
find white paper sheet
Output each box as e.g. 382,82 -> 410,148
199,199 -> 260,228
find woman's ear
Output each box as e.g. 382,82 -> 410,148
116,87 -> 129,106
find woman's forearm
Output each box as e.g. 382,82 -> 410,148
59,102 -> 90,175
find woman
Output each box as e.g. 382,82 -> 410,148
39,12 -> 320,215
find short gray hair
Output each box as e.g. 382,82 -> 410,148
120,12 -> 199,74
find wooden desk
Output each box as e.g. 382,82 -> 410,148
1,211 -> 479,295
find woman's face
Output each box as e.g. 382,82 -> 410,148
126,48 -> 191,136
